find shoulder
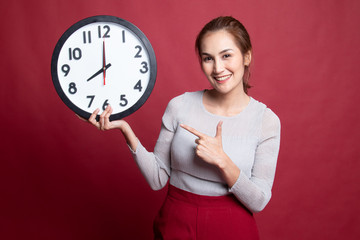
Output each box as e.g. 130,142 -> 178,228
263,108 -> 281,136
162,91 -> 202,131
264,108 -> 280,125
251,98 -> 281,132
166,91 -> 202,111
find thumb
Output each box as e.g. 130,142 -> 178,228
215,121 -> 223,139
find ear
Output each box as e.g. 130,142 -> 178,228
244,50 -> 252,66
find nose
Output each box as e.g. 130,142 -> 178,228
213,59 -> 224,74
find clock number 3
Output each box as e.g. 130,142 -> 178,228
140,62 -> 148,74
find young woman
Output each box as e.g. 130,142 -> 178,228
85,16 -> 281,240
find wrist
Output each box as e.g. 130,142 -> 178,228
118,121 -> 138,151
217,155 -> 240,188
217,155 -> 232,171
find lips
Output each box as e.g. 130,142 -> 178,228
213,74 -> 232,82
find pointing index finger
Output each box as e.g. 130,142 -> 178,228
180,124 -> 205,138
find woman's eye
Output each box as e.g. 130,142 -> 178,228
203,56 -> 213,62
223,54 -> 231,59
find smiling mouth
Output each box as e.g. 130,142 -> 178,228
214,74 -> 232,81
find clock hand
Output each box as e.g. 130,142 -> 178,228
87,63 -> 112,82
103,38 -> 106,85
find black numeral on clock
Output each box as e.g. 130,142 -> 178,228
87,95 -> 95,108
69,48 -> 82,60
140,62 -> 148,74
122,30 -> 126,43
98,25 -> 110,38
68,82 -> 77,94
61,64 -> 70,76
102,99 -> 109,110
120,94 -> 128,107
134,45 -> 142,58
83,31 -> 92,44
134,80 -> 142,92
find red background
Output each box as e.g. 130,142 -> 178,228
1,0 -> 360,239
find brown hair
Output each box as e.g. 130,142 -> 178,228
195,16 -> 253,93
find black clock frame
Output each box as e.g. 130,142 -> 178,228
51,15 -> 157,121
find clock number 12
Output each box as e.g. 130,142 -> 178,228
98,25 -> 111,38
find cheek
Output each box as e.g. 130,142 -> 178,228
201,63 -> 212,75
232,60 -> 246,75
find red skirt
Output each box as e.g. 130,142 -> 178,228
153,185 -> 259,240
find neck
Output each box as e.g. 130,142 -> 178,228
204,88 -> 250,116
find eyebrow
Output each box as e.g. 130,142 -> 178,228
201,48 -> 234,56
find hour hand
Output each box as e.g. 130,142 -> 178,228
86,63 -> 111,82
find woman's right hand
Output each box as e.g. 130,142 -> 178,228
78,105 -> 139,151
87,105 -> 125,131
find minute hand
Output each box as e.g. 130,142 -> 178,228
86,63 -> 112,82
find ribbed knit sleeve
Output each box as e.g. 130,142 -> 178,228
130,95 -> 184,190
229,108 -> 281,213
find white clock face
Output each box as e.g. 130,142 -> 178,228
52,16 -> 156,120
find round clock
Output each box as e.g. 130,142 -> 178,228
51,15 -> 157,121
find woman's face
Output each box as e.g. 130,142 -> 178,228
200,30 -> 250,95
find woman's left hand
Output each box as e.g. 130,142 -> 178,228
180,121 -> 228,168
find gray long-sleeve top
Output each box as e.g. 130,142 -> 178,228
131,91 -> 281,213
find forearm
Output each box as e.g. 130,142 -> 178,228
129,123 -> 173,190
229,174 -> 271,213
132,142 -> 169,190
217,156 -> 241,188
118,121 -> 138,151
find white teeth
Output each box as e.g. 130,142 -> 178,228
215,75 -> 231,81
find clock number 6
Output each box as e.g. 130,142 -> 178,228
102,99 -> 109,110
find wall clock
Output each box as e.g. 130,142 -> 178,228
51,15 -> 157,121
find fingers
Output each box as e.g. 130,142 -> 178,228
88,108 -> 101,128
181,121 -> 223,139
87,106 -> 113,130
215,121 -> 223,138
99,105 -> 112,130
180,124 -> 205,138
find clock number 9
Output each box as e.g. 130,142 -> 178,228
61,64 -> 70,76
